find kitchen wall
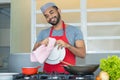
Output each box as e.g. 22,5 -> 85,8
8,0 -> 120,76
10,0 -> 31,53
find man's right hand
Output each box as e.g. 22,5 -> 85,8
40,37 -> 49,46
32,37 -> 49,51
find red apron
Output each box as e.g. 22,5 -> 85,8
43,22 -> 76,73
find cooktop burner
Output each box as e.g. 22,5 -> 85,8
13,72 -> 95,80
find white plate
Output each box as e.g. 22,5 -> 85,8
46,45 -> 66,64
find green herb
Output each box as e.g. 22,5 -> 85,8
100,55 -> 120,80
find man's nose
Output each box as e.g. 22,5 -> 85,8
49,16 -> 53,20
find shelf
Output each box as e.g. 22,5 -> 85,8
36,9 -> 81,14
87,50 -> 120,54
87,36 -> 120,40
87,22 -> 120,26
36,23 -> 81,27
36,22 -> 120,27
87,8 -> 120,12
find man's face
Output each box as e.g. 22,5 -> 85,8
43,7 -> 61,25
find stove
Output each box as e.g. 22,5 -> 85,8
13,72 -> 95,80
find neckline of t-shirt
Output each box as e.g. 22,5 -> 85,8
52,25 -> 68,31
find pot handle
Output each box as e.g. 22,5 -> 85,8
60,61 -> 73,66
62,65 -> 70,68
36,66 -> 41,69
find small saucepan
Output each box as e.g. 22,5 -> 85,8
22,66 -> 41,75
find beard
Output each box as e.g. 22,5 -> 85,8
48,12 -> 61,26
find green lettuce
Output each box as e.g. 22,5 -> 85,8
100,55 -> 120,80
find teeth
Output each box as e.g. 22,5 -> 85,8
51,18 -> 54,21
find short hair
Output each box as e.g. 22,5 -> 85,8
52,6 -> 58,10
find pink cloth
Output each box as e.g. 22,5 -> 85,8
30,37 -> 56,64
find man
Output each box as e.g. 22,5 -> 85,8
33,2 -> 86,73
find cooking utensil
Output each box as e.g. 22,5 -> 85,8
61,61 -> 99,75
22,66 -> 41,75
63,64 -> 99,75
61,61 -> 74,66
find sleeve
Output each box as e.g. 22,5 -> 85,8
74,27 -> 84,41
36,28 -> 50,43
36,31 -> 43,43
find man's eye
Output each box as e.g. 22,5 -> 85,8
45,15 -> 49,18
50,11 -> 54,14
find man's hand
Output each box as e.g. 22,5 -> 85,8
32,37 -> 49,51
56,40 -> 69,49
56,39 -> 86,58
40,38 -> 49,46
